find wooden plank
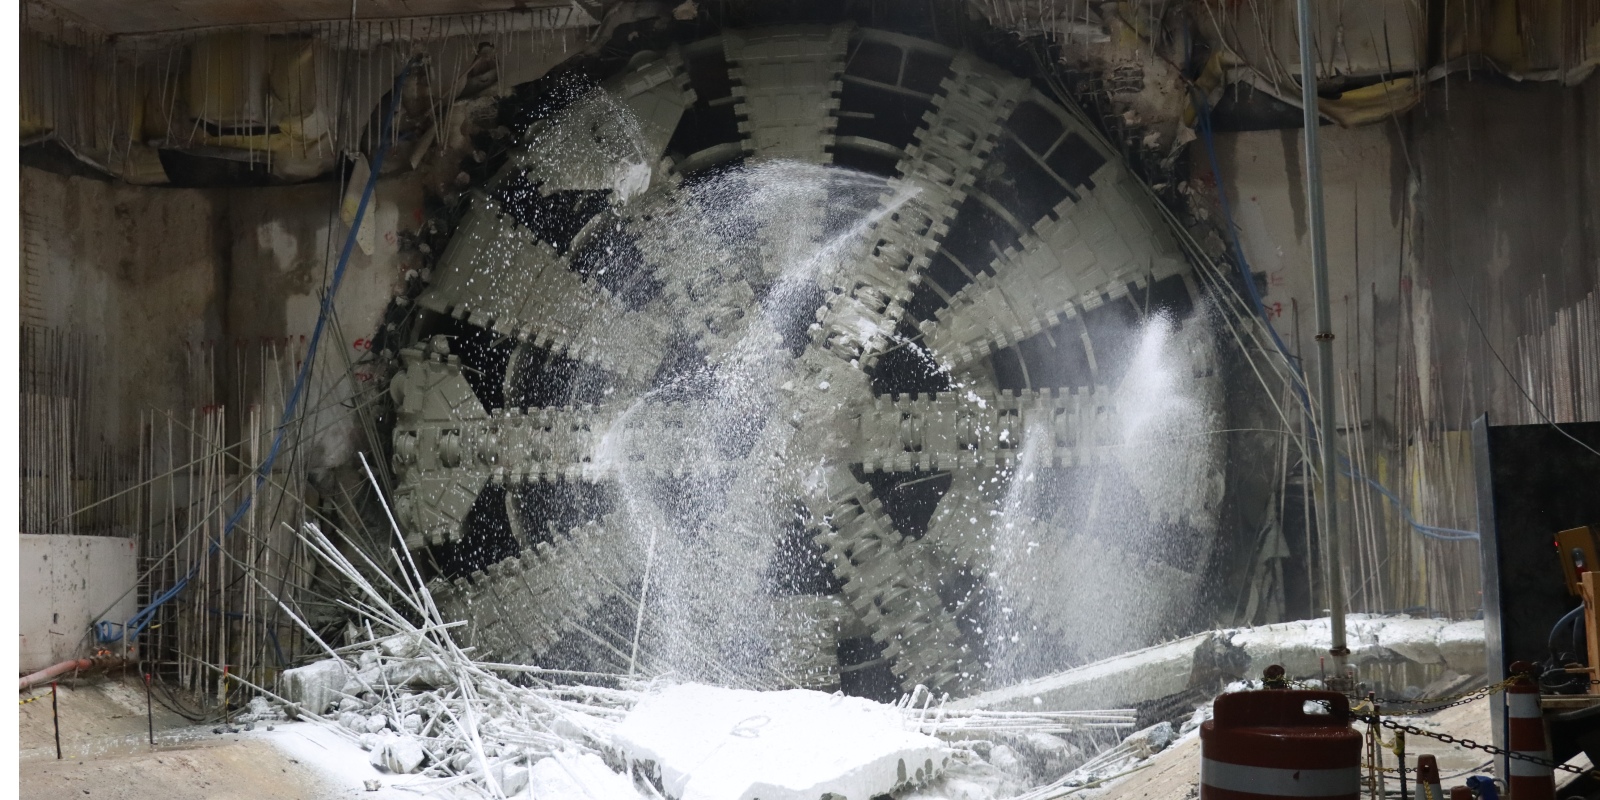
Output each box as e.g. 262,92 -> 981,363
1095,736 -> 1200,800
1583,570 -> 1600,693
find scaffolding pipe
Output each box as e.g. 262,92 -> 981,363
1294,0 -> 1349,670
18,656 -> 120,691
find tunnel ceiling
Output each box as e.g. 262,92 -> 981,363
389,24 -> 1224,699
32,0 -> 589,35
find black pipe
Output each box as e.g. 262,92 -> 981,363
51,682 -> 60,760
145,673 -> 154,746
1397,729 -> 1407,800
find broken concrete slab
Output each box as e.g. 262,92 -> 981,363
950,632 -> 1215,713
952,616 -> 1486,715
528,751 -> 640,799
1227,615 -> 1485,677
368,732 -> 427,774
614,683 -> 953,800
280,658 -> 357,717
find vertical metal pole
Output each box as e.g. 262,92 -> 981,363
1295,0 -> 1349,671
51,682 -> 61,760
145,673 -> 154,746
1396,729 -> 1408,800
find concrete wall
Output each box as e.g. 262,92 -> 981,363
1217,123 -> 1407,436
220,178 -> 423,470
19,168 -> 428,674
1215,76 -> 1600,435
1207,75 -> 1598,616
19,534 -> 138,672
21,169 -> 227,447
21,166 -> 425,466
1409,78 -> 1600,425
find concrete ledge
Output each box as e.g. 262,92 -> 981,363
950,632 -> 1214,713
952,615 -> 1487,714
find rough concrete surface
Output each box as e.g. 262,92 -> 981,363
21,740 -> 336,800
20,675 -> 187,756
19,165 -> 425,460
18,676 -> 337,800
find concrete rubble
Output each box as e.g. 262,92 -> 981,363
270,521 -> 1487,800
268,607 -> 1482,798
265,522 -> 1132,799
528,751 -> 641,800
613,683 -> 954,800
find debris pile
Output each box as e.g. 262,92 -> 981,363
256,522 -> 1142,799
265,523 -> 640,796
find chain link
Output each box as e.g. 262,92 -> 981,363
1285,674 -> 1600,778
1290,675 -> 1600,779
18,692 -> 47,706
1350,709 -> 1600,779
1344,676 -> 1518,716
1362,676 -> 1600,711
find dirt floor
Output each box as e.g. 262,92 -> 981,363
18,675 -> 342,800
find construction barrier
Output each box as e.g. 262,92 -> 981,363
1507,660 -> 1555,800
1200,686 -> 1362,799
1415,754 -> 1444,799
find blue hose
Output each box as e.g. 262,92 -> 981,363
126,58 -> 418,640
1338,457 -> 1479,541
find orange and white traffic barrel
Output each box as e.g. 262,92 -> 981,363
1506,660 -> 1555,800
1200,688 -> 1362,799
1415,754 -> 1444,799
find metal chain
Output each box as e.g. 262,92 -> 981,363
1346,676 -> 1518,715
1349,709 -> 1600,779
1354,688 -> 1499,718
1290,675 -> 1597,777
1358,675 -> 1600,710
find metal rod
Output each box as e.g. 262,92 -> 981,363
1294,0 -> 1348,669
145,672 -> 154,745
51,682 -> 61,759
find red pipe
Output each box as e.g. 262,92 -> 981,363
20,658 -> 95,691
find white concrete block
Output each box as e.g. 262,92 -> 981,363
19,534 -> 138,672
1377,617 -> 1448,665
282,658 -> 358,716
614,683 -> 952,800
1436,619 -> 1487,674
369,733 -> 427,774
1230,615 -> 1485,679
948,632 -> 1210,713
529,751 -> 641,800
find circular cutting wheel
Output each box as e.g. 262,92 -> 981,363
389,25 -> 1223,699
